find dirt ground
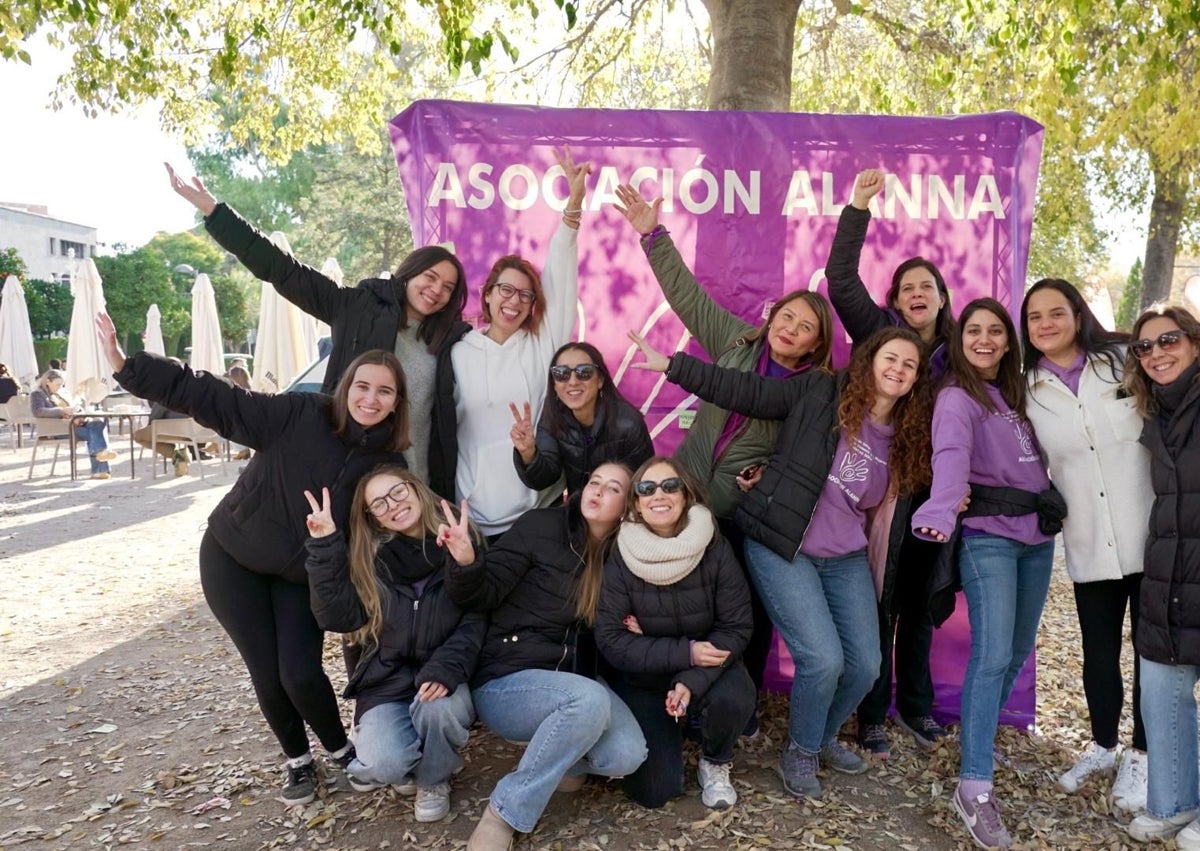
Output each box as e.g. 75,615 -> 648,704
0,436 -> 1143,849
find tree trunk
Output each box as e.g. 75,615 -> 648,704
1139,163 -> 1188,309
701,0 -> 803,111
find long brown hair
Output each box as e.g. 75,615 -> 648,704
574,461 -> 632,626
947,298 -> 1027,417
742,290 -> 836,372
1123,304 -> 1200,417
330,349 -> 410,453
481,255 -> 546,336
836,327 -> 933,495
345,464 -> 479,645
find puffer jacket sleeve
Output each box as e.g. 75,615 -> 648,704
514,419 -> 565,490
304,530 -> 368,634
667,351 -> 810,422
444,522 -> 532,613
673,540 -> 753,700
416,610 -> 487,691
594,558 -> 693,675
205,202 -> 354,324
825,206 -> 889,343
614,400 -> 655,470
114,351 -> 308,450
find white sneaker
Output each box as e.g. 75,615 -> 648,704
1128,809 -> 1198,842
414,783 -> 451,822
1058,742 -> 1117,793
697,758 -> 737,809
1112,750 -> 1148,814
1177,819 -> 1200,851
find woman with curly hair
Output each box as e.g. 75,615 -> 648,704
630,325 -> 933,801
913,298 -> 1060,849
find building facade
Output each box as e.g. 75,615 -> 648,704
0,203 -> 99,281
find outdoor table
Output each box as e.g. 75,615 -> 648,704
66,407 -> 152,480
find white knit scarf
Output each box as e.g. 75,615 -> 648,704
616,505 -> 715,586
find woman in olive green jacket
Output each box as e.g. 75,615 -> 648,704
614,184 -> 834,730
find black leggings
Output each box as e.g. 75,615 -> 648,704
199,530 -> 347,758
1074,575 -> 1145,751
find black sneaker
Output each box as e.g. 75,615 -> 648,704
896,714 -> 946,749
330,744 -> 356,771
741,711 -> 760,741
857,723 -> 890,760
281,761 -> 317,806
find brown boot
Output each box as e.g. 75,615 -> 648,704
467,804 -> 514,851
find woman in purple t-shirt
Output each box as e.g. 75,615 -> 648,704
913,298 -> 1055,849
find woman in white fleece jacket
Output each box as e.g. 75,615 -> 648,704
451,146 -> 589,539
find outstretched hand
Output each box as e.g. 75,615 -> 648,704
436,499 -> 476,565
94,312 -> 127,373
509,401 -> 536,463
614,184 -> 663,235
165,162 -> 218,217
851,169 -> 885,210
304,487 -> 336,538
627,330 -> 670,373
554,144 -> 592,208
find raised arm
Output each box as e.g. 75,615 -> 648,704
444,517 -> 533,612
514,414 -> 566,491
825,170 -> 890,344
166,162 -> 349,324
304,526 -> 370,635
540,146 -> 587,346
614,184 -> 751,355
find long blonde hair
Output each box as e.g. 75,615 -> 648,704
345,464 -> 471,646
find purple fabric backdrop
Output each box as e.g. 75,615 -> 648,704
389,100 -> 1044,729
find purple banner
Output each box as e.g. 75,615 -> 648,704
390,100 -> 1044,728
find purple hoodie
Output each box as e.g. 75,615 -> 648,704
802,418 -> 894,558
911,383 -> 1052,545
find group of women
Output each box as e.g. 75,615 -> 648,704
85,158 -> 1200,851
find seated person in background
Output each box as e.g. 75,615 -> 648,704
132,358 -> 198,460
30,369 -> 117,479
0,363 -> 19,403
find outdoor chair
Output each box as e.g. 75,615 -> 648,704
27,414 -> 79,480
2,395 -> 36,451
148,417 -> 228,479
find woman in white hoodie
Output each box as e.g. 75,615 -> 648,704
452,146 -> 589,539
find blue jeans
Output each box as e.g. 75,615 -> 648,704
348,683 -> 474,788
958,535 -> 1054,781
744,541 -> 881,753
472,670 -> 647,832
76,419 -> 110,474
1140,657 -> 1200,818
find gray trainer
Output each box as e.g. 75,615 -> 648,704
953,785 -> 1013,849
820,740 -> 869,775
777,743 -> 822,799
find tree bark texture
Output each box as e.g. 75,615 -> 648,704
1139,164 -> 1188,309
701,0 -> 803,111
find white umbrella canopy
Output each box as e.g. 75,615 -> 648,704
190,273 -> 225,374
0,274 -> 39,389
252,232 -> 317,392
144,303 -> 166,356
66,259 -> 113,404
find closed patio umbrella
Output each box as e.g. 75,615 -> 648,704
144,303 -> 166,356
252,232 -> 317,392
66,259 -> 113,404
190,273 -> 225,375
0,274 -> 38,389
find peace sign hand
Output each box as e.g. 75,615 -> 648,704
554,144 -> 592,207
303,487 -> 336,538
509,401 -> 536,463
627,330 -> 670,373
437,499 -> 476,565
614,184 -> 663,236
165,162 -> 218,217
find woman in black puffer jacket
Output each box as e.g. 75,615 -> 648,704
97,314 -> 409,807
595,456 -> 754,811
304,464 -> 484,823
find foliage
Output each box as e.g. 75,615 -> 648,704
94,248 -> 180,353
0,246 -> 29,282
23,279 -> 73,338
1116,257 -> 1144,332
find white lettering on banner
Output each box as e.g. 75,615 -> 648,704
426,164 -> 1006,221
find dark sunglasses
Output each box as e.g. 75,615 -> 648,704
634,477 -> 684,497
550,364 -> 599,382
1132,330 -> 1186,359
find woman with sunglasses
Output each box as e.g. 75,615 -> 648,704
96,314 -> 409,806
1119,306 -> 1200,848
303,465 -> 484,822
449,147 -> 590,541
594,456 -> 754,810
1020,279 -> 1151,812
511,342 -> 654,498
912,298 -> 1060,849
826,169 -> 958,759
630,325 -> 932,801
444,461 -> 647,850
166,164 -> 468,499
614,184 -> 834,733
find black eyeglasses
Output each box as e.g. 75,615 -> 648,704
366,481 -> 411,517
550,364 -> 599,383
634,477 -> 684,497
1132,330 -> 1186,359
491,282 -> 536,305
